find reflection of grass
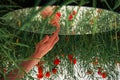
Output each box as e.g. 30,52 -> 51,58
4,6 -> 120,35
0,0 -> 120,80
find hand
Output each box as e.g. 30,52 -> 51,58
49,14 -> 60,28
40,6 -> 61,28
40,6 -> 54,18
34,28 -> 60,58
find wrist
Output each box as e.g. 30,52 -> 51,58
31,51 -> 44,59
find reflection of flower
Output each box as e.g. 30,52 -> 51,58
49,12 -> 61,27
40,6 -> 53,18
69,14 -> 73,20
69,10 -> 76,20
71,10 -> 76,15
40,6 -> 61,27
89,19 -> 94,25
56,12 -> 61,17
97,9 -> 102,13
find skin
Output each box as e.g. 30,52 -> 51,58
6,6 -> 60,80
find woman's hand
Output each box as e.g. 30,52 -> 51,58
33,28 -> 60,58
40,6 -> 54,18
40,6 -> 61,28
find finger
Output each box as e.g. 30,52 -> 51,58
49,28 -> 59,43
40,6 -> 53,18
47,33 -> 57,44
35,35 -> 49,51
54,35 -> 59,44
40,35 -> 49,44
52,28 -> 60,36
36,35 -> 49,48
52,26 -> 60,36
51,35 -> 59,47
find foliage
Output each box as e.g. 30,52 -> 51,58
0,0 -> 120,80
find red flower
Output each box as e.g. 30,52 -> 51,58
71,10 -> 76,15
97,70 -> 102,75
69,59 -> 73,63
73,58 -> 77,65
54,58 -> 60,65
68,14 -> 73,20
38,66 -> 43,74
68,54 -> 73,60
56,12 -> 61,17
52,68 -> 57,74
101,72 -> 107,78
35,63 -> 39,68
37,74 -> 43,79
45,72 -> 50,78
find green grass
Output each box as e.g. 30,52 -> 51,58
0,0 -> 120,80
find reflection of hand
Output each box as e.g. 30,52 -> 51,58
40,6 -> 53,18
34,28 -> 60,58
40,6 -> 61,28
49,14 -> 60,28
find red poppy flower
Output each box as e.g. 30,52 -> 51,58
37,74 -> 44,79
68,14 -> 73,20
45,72 -> 50,78
68,54 -> 73,60
54,58 -> 60,65
56,12 -> 61,17
52,68 -> 57,74
49,15 -> 60,27
71,10 -> 76,15
97,70 -> 102,75
73,58 -> 77,65
38,66 -> 43,74
36,64 -> 39,67
69,59 -> 73,63
101,72 -> 107,78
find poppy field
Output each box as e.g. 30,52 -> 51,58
0,1 -> 120,80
